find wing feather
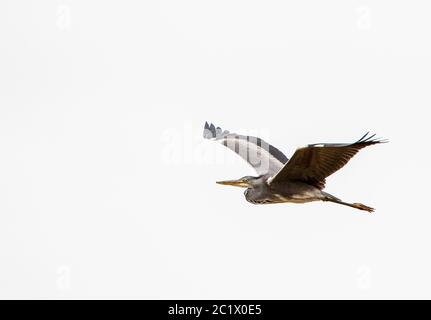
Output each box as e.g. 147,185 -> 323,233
203,122 -> 288,175
270,133 -> 387,189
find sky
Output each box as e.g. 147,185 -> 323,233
0,0 -> 430,299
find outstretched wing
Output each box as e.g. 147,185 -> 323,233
269,133 -> 387,189
203,122 -> 288,175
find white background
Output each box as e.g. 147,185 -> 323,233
1,1 -> 430,299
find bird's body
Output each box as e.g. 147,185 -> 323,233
242,175 -> 322,205
204,122 -> 387,213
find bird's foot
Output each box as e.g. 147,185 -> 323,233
352,203 -> 375,213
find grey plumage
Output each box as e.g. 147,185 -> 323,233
204,121 -> 288,175
204,122 -> 387,213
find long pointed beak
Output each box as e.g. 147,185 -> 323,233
216,179 -> 248,188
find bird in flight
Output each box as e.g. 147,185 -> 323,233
204,122 -> 387,213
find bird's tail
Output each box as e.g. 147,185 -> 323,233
322,192 -> 375,213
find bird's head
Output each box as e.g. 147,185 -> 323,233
216,176 -> 258,188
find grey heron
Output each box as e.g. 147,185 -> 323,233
204,122 -> 387,213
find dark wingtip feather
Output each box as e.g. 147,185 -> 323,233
362,133 -> 376,142
357,132 -> 370,143
355,132 -> 388,146
209,123 -> 216,135
203,122 -> 229,139
203,121 -> 213,139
